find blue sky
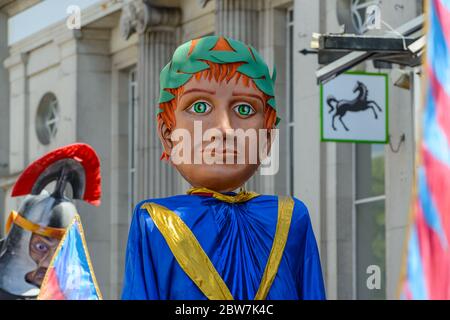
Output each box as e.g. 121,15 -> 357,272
8,0 -> 100,45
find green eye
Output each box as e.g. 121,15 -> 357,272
234,104 -> 255,117
188,101 -> 211,114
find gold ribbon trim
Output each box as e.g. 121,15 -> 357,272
186,187 -> 260,203
142,196 -> 294,300
142,202 -> 234,300
254,196 -> 294,300
5,210 -> 66,240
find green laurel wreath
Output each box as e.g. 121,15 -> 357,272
158,36 -> 280,125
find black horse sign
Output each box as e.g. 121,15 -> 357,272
320,72 -> 388,143
327,81 -> 383,131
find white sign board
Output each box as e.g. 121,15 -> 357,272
320,72 -> 389,143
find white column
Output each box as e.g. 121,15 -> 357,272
3,52 -> 28,175
55,27 -> 114,298
293,0 -> 323,256
1,47 -> 29,241
0,11 -> 9,230
79,28 -> 114,298
380,0 -> 419,300
0,11 -> 9,176
215,0 -> 261,48
120,1 -> 182,200
293,0 -> 350,300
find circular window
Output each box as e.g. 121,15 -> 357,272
36,93 -> 59,145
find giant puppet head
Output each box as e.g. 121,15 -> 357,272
0,143 -> 101,299
156,36 -> 278,192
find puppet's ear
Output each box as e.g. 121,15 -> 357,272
157,119 -> 173,155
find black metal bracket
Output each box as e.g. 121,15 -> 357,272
319,34 -> 416,52
313,15 -> 424,83
299,48 -> 318,55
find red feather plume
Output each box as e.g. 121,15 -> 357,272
11,143 -> 102,206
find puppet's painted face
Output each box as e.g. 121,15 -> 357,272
25,234 -> 59,287
163,74 -> 271,192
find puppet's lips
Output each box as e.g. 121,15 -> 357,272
202,149 -> 239,156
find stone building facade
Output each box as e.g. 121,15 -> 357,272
0,0 -> 423,299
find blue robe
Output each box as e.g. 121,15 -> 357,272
121,193 -> 326,300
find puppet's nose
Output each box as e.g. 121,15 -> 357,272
39,251 -> 52,269
214,109 -> 233,133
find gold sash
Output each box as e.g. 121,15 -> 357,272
141,196 -> 294,300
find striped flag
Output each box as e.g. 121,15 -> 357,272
37,215 -> 102,300
400,0 -> 450,299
